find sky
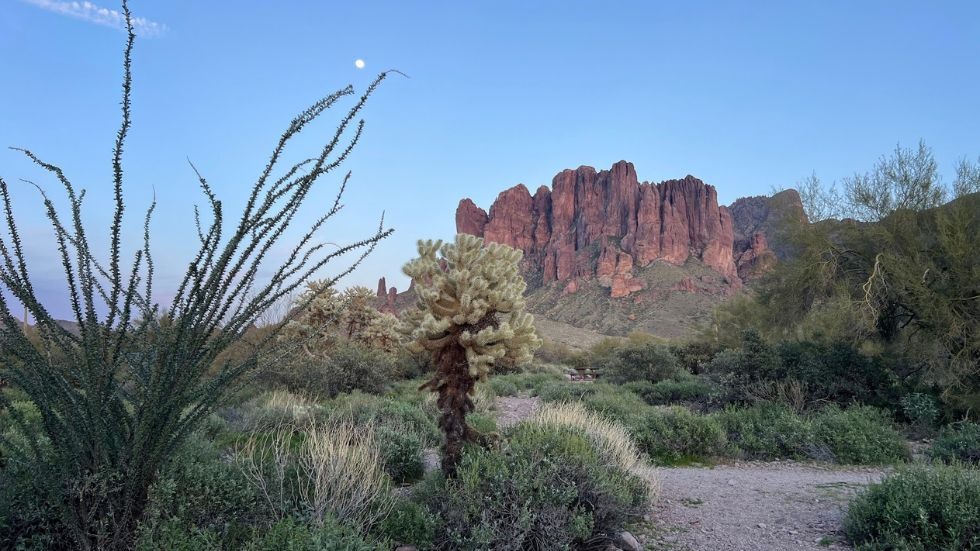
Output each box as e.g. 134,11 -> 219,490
2,0 -> 979,318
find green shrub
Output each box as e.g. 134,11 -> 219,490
327,393 -> 440,447
264,342 -> 395,399
624,375 -> 722,409
142,434 -> 264,541
845,463 -> 980,550
487,377 -> 519,397
243,516 -> 381,551
0,455 -> 64,550
375,500 -> 438,549
415,423 -> 649,549
538,380 -> 602,403
672,340 -> 723,374
600,342 -> 683,384
636,406 -> 727,463
467,412 -> 499,436
716,404 -> 814,460
812,406 -> 909,464
900,392 -> 939,428
376,427 -> 424,484
775,340 -> 902,411
930,423 -> 980,464
580,385 -> 650,427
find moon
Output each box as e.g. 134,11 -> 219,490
354,59 -> 365,69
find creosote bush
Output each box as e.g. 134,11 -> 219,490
845,463 -> 980,551
414,420 -> 650,549
930,422 -> 980,465
600,341 -> 683,384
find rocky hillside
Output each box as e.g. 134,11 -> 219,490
456,161 -> 804,296
380,160 -> 806,337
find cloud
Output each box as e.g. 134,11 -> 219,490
20,0 -> 168,37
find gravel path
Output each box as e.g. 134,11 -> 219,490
647,462 -> 886,551
494,395 -> 541,428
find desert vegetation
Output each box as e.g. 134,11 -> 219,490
2,2 -> 978,550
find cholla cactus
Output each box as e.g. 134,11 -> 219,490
362,312 -> 400,353
280,280 -> 345,357
401,234 -> 541,475
280,282 -> 400,356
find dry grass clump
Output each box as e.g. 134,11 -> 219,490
236,420 -> 393,533
526,402 -> 655,492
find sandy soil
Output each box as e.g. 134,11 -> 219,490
645,462 -> 886,550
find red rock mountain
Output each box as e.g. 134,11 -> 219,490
455,160 -> 802,298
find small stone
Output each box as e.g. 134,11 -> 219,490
727,479 -> 737,486
612,531 -> 642,551
757,523 -> 767,529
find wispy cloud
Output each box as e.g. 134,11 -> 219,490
20,0 -> 168,37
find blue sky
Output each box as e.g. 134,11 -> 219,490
2,0 -> 979,316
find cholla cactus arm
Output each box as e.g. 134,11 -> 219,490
399,234 -> 541,476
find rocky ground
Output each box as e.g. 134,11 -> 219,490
491,396 -> 887,551
642,462 -> 886,551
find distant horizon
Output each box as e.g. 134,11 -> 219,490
3,0 -> 978,318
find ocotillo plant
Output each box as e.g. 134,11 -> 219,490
0,1 -> 393,548
400,234 -> 540,476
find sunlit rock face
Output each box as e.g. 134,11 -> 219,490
456,160 -> 801,297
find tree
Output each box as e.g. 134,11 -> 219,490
0,3 -> 393,547
400,234 -> 541,476
753,142 -> 979,410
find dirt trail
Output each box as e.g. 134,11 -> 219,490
647,463 -> 886,550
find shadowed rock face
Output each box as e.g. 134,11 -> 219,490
456,160 -> 798,297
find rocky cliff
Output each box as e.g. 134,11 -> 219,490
456,160 -> 802,298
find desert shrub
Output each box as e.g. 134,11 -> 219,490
600,342 -> 683,384
266,342 -> 395,399
523,402 -> 646,474
930,423 -> 980,465
236,422 -> 393,533
415,423 -> 649,549
0,453 -> 64,550
243,516 -> 381,551
742,378 -> 811,413
900,392 -> 939,429
140,433 -> 263,546
327,393 -> 440,447
392,349 -> 433,381
580,384 -> 651,427
716,404 -> 815,460
535,339 -> 578,365
844,463 -> 980,550
812,406 -> 909,464
375,500 -> 438,549
775,340 -> 902,410
240,391 -> 327,430
706,335 -> 903,410
376,427 -> 424,484
538,380 -> 602,403
487,377 -> 519,397
636,406 -> 728,463
624,375 -> 723,410
672,340 -> 723,374
467,412 -> 499,436
488,371 -> 562,397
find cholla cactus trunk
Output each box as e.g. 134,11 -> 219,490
401,235 -> 541,476
425,314 -> 496,476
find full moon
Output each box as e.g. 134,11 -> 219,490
354,59 -> 365,69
